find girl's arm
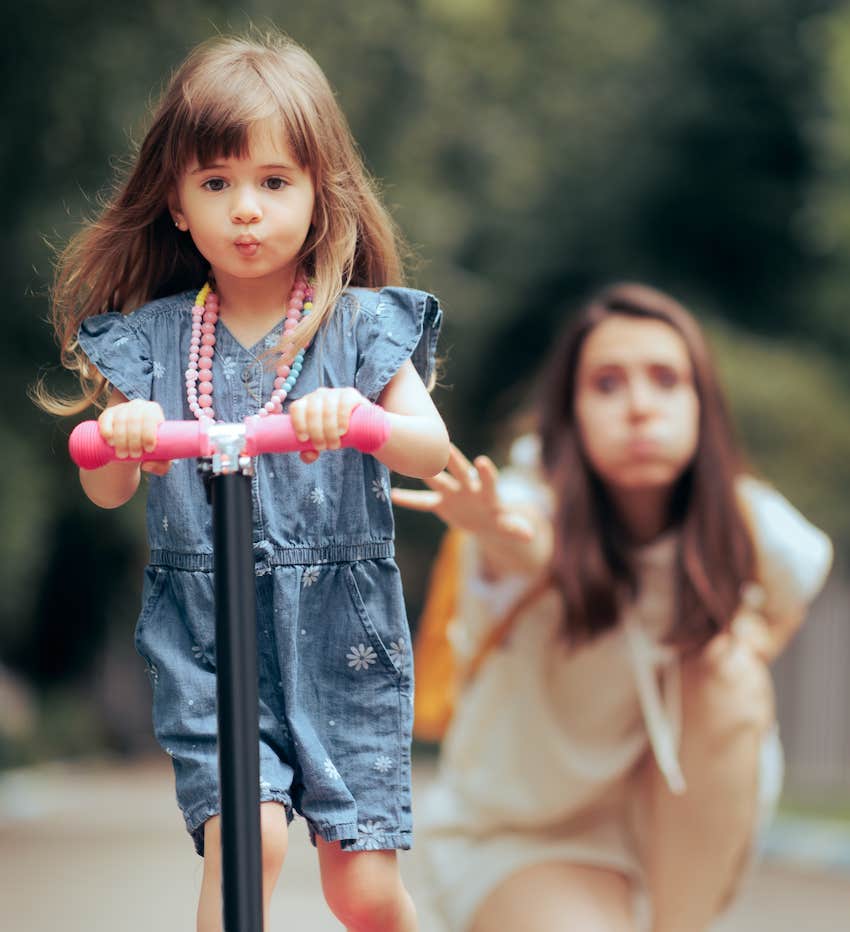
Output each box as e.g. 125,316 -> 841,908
288,360 -> 450,478
391,444 -> 553,580
373,359 -> 450,478
79,390 -> 169,509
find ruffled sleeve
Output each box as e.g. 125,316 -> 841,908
354,287 -> 442,401
737,476 -> 834,618
77,312 -> 154,402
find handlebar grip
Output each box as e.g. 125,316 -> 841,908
69,420 -> 209,470
69,405 -> 390,470
242,404 -> 390,456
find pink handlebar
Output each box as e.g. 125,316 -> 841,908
69,404 -> 391,470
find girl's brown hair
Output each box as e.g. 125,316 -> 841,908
38,31 -> 404,414
538,282 -> 755,649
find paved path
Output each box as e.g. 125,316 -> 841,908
1,755 -> 848,930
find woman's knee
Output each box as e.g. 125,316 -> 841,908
683,636 -> 775,736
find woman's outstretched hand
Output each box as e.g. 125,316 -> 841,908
390,443 -> 534,542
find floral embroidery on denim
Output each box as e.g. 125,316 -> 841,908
302,566 -> 320,588
221,356 -> 237,380
152,361 -> 165,379
162,515 -> 169,532
309,487 -> 326,506
346,644 -> 377,671
388,638 -> 405,668
373,755 -> 393,774
353,820 -> 386,850
372,479 -> 388,501
323,758 -> 341,781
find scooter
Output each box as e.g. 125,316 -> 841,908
70,405 -> 390,932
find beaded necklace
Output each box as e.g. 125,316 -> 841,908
186,277 -> 312,421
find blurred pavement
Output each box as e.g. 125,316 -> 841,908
1,754 -> 848,931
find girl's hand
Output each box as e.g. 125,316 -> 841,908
288,387 -> 369,464
98,398 -> 171,475
391,444 -> 534,541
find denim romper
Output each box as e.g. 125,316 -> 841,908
78,286 -> 441,854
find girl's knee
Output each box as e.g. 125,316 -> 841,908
321,851 -> 414,931
259,802 -> 288,879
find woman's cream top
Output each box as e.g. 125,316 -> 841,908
422,449 -> 833,837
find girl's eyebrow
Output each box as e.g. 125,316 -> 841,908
190,161 -> 297,174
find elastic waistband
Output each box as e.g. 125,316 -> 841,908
149,540 -> 395,572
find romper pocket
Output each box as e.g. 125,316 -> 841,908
343,565 -> 403,678
134,567 -> 168,678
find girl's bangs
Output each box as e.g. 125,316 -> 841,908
168,71 -> 316,176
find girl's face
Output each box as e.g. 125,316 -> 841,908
574,315 -> 700,492
171,122 -> 315,289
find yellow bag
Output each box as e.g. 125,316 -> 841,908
412,528 -> 549,742
412,529 -> 465,742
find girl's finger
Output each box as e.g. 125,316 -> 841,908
305,395 -> 327,450
390,488 -> 443,511
141,460 -> 172,476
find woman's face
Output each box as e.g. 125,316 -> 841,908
574,315 -> 700,492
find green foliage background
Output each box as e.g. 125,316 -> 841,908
2,0 -> 848,761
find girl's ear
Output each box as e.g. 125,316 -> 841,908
168,192 -> 188,231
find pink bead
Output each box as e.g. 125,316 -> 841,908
277,364 -> 291,376
264,401 -> 276,412
273,377 -> 286,389
258,408 -> 269,418
189,352 -> 199,362
184,368 -> 196,380
198,395 -> 212,408
201,333 -> 216,346
284,320 -> 298,332
192,324 -> 202,335
201,322 -> 215,334
199,357 -> 212,370
203,310 -> 217,323
199,382 -> 213,395
199,370 -> 212,383
200,345 -> 214,358
288,299 -> 302,311
286,308 -> 301,320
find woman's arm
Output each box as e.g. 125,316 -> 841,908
391,443 -> 553,580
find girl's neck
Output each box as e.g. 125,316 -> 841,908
212,267 -> 299,346
607,485 -> 674,546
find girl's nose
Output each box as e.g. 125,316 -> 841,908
231,187 -> 262,224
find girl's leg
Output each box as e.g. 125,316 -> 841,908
197,801 -> 289,932
316,837 -> 417,932
469,861 -> 635,932
644,639 -> 775,932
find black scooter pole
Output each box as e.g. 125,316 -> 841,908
206,433 -> 263,932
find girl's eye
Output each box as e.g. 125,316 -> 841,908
264,177 -> 287,191
202,178 -> 227,192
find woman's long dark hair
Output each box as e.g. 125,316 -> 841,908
538,282 -> 755,649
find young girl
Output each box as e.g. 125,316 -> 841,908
393,282 -> 833,932
40,32 -> 449,932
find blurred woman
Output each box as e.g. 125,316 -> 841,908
394,282 -> 832,931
